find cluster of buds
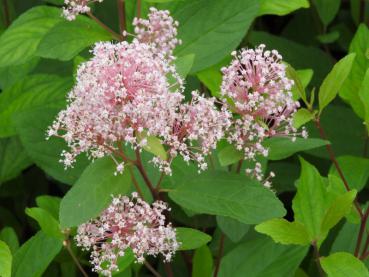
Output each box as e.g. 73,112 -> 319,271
221,45 -> 307,182
62,0 -> 103,21
75,193 -> 179,276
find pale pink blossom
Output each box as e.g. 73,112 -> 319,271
75,193 -> 179,276
62,0 -> 103,21
221,45 -> 307,183
130,7 -> 181,59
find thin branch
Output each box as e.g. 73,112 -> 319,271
117,0 -> 126,34
127,165 -> 145,199
144,261 -> 162,277
314,119 -> 363,218
236,160 -> 243,174
312,241 -> 325,277
356,207 -> 369,257
155,171 -> 165,190
213,233 -> 225,277
65,240 -> 89,277
137,0 -> 141,18
87,12 -> 123,41
135,149 -> 159,199
2,0 -> 10,27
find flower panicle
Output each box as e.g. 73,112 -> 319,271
75,193 -> 179,276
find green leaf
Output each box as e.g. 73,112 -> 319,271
255,218 -> 310,245
263,137 -> 329,160
14,106 -> 90,185
113,248 -> 135,276
218,236 -> 308,277
60,157 -> 132,228
293,108 -> 314,129
320,252 -> 369,277
25,208 -> 63,240
0,240 -> 12,277
137,132 -> 167,161
37,16 -> 112,61
12,231 -> 62,277
35,195 -> 61,220
0,74 -> 71,137
331,220 -> 360,254
217,144 -> 243,166
319,53 -> 356,113
359,68 -> 369,126
321,190 -> 357,235
169,171 -> 286,224
340,24 -> 369,118
192,245 -> 213,277
312,0 -> 341,26
0,227 -> 19,255
317,31 -> 340,44
174,54 -> 195,78
216,216 -> 249,243
196,57 -> 231,98
292,158 -> 328,241
176,227 -> 211,250
329,156 -> 369,191
0,6 -> 62,67
0,58 -> 39,90
286,66 -> 313,102
173,0 -> 259,72
258,0 -> 309,16
0,136 -> 32,185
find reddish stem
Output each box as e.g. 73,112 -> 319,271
137,0 -> 141,18
117,0 -> 126,34
356,207 -> 369,257
314,119 -> 363,218
87,12 -> 123,41
312,241 -> 325,277
135,149 -> 160,200
213,233 -> 225,277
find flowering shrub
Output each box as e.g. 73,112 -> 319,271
0,1 -> 368,277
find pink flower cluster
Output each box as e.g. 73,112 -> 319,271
221,45 -> 307,183
48,9 -> 230,175
62,0 -> 103,21
75,193 -> 179,276
131,7 -> 181,60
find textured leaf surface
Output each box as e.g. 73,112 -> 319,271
321,252 -> 369,277
169,171 -> 286,224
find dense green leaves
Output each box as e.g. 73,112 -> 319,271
169,171 -> 286,224
0,74 -> 71,137
176,227 -> 211,250
192,245 -> 213,277
255,219 -> 310,245
0,6 -> 62,66
312,0 -> 341,26
0,227 -> 19,255
12,231 -> 62,277
320,190 -> 357,235
320,252 -> 369,277
0,137 -> 31,185
35,195 -> 61,220
25,208 -> 63,240
263,137 -> 329,160
14,106 -> 90,185
340,24 -> 369,118
329,156 -> 369,191
216,216 -> 250,243
292,158 -> 328,241
37,16 -> 112,61
217,144 -> 243,166
173,0 -> 259,72
218,236 -> 308,277
258,0 -> 309,16
359,68 -> 369,126
319,54 -> 356,113
59,157 -> 132,228
0,240 -> 12,277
